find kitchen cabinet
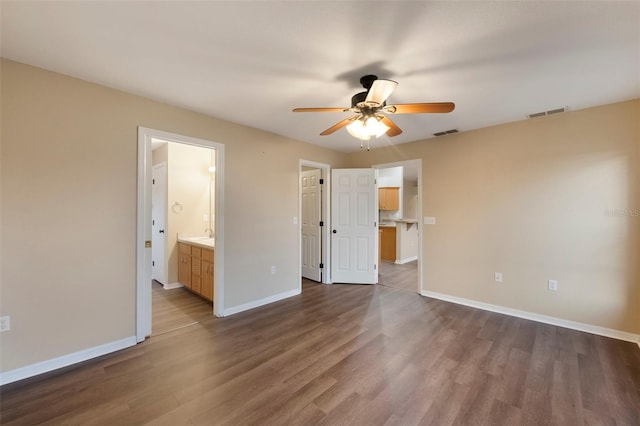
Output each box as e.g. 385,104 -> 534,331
380,226 -> 397,262
379,187 -> 400,211
178,242 -> 214,301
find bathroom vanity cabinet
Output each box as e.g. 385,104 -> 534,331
178,242 -> 214,301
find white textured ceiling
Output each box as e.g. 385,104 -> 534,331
2,1 -> 639,152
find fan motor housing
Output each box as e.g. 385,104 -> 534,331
351,91 -> 368,108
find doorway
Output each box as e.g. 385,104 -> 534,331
137,127 -> 225,342
374,159 -> 422,293
299,160 -> 331,290
149,140 -> 216,335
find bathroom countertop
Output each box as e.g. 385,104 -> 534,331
178,236 -> 215,249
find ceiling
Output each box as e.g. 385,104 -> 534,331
2,1 -> 639,153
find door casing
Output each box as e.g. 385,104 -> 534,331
137,127 -> 225,342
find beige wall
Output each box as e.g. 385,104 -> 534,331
350,99 -> 640,334
0,59 -> 349,372
1,57 -> 637,375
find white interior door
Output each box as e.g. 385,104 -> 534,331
331,168 -> 378,284
302,169 -> 322,282
152,163 -> 167,285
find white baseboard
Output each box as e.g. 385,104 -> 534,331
163,282 -> 183,290
421,290 -> 640,345
0,336 -> 137,386
222,288 -> 300,317
396,256 -> 418,265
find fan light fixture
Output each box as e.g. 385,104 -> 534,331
292,74 -> 455,150
346,116 -> 389,140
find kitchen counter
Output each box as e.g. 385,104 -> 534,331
177,236 -> 215,249
378,220 -> 418,264
395,219 -> 418,224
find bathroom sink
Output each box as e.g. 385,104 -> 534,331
179,236 -> 215,248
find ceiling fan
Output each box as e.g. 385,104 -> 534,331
292,75 -> 455,143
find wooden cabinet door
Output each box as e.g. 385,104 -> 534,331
385,187 -> 399,210
379,187 -> 400,210
178,252 -> 191,288
378,188 -> 386,210
202,260 -> 214,301
191,257 -> 202,293
380,226 -> 397,261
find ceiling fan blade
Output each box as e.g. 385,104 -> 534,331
292,107 -> 349,112
320,116 -> 359,136
365,79 -> 398,105
384,102 -> 455,114
380,115 -> 403,137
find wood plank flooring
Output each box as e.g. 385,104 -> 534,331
152,281 -> 213,335
378,260 -> 418,292
1,280 -> 639,425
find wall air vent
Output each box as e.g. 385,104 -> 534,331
433,129 -> 459,137
528,107 -> 567,119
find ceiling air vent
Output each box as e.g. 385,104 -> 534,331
528,107 -> 567,119
434,129 -> 459,137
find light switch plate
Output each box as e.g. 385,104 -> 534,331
424,216 -> 436,225
0,316 -> 10,332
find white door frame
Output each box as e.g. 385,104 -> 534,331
298,160 -> 331,289
137,127 -> 225,342
373,159 -> 423,293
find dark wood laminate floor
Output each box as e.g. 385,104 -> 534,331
379,260 -> 419,292
2,280 -> 639,425
152,281 -> 213,336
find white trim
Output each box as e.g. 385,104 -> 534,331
163,282 -> 183,290
396,256 -> 418,265
222,289 -> 300,317
421,290 -> 640,344
137,127 -> 225,344
0,336 -> 136,386
137,128 -> 152,342
298,160 -> 332,288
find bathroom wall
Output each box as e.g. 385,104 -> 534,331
152,142 -> 215,285
167,143 -> 214,284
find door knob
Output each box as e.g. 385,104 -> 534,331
159,229 -> 165,234
332,230 -> 337,234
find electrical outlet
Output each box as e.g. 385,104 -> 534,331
0,316 -> 10,332
271,265 -> 276,274
548,279 -> 558,291
495,272 -> 503,283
